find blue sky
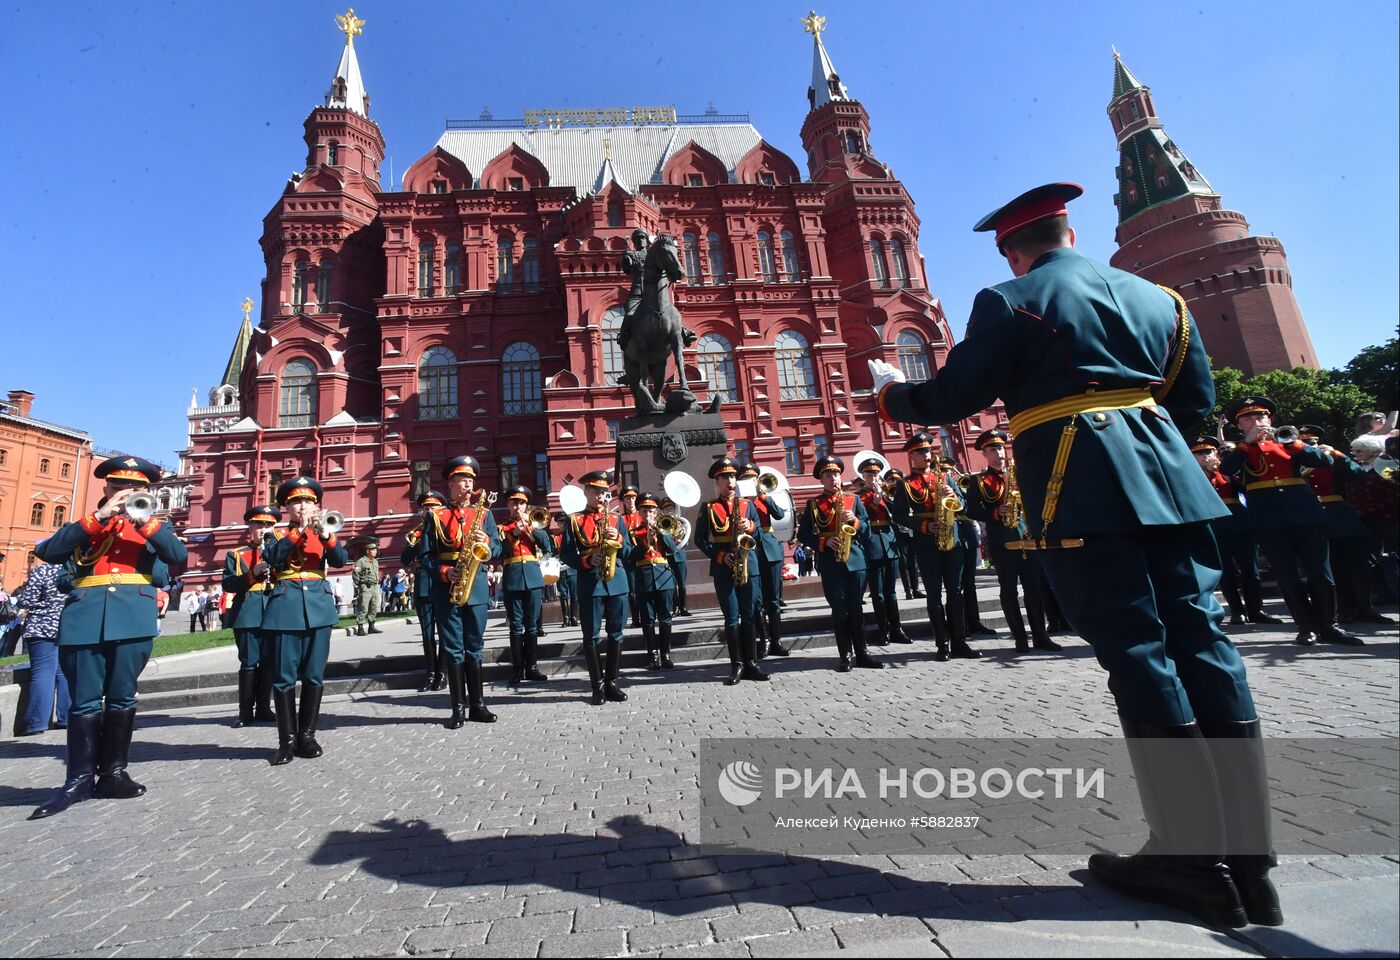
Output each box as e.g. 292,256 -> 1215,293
1,1 -> 1395,465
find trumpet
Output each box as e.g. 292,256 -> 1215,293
528,507 -> 550,529
657,514 -> 682,537
757,467 -> 788,495
124,493 -> 158,524
1273,425 -> 1300,444
316,510 -> 345,536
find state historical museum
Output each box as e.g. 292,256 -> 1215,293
174,13 -> 1002,575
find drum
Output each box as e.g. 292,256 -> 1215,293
540,557 -> 561,585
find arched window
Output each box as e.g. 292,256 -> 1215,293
60,462 -> 70,479
757,231 -> 777,282
896,330 -> 931,382
780,230 -> 800,281
418,346 -> 458,421
417,242 -> 435,296
444,242 -> 461,295
774,331 -> 818,400
682,234 -> 702,284
496,236 -> 514,292
52,505 -> 67,527
327,142 -> 339,166
279,359 -> 317,428
30,503 -> 45,526
602,307 -> 626,384
316,259 -> 332,309
695,334 -> 739,404
707,232 -> 726,284
845,130 -> 862,154
39,458 -> 50,475
890,239 -> 910,287
870,239 -> 890,288
501,342 -> 543,416
521,238 -> 540,292
292,260 -> 308,309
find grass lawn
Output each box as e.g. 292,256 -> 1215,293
0,609 -> 416,670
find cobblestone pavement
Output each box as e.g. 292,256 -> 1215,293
0,617 -> 1396,958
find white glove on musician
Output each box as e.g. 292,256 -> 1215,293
868,359 -> 907,394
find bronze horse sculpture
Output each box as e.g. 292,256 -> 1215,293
617,234 -> 692,416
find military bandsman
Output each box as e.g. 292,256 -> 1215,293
886,468 -> 924,600
856,456 -> 912,645
1296,425 -> 1392,625
950,458 -> 998,637
221,504 -> 281,727
31,457 -> 187,820
869,183 -> 1278,927
552,513 -> 580,626
401,490 -> 447,692
495,486 -> 552,686
1220,397 -> 1362,646
799,456 -> 883,671
559,470 -> 635,705
426,456 -> 501,727
694,457 -> 769,685
889,433 -> 978,661
661,497 -> 692,618
618,484 -> 644,627
739,462 -> 790,658
961,430 -> 1061,653
634,492 -> 679,669
261,477 -> 349,765
1189,438 -> 1280,626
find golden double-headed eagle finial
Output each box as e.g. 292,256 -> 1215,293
336,8 -> 365,45
241,297 -> 254,321
801,10 -> 826,36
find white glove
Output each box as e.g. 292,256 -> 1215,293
868,359 -> 907,394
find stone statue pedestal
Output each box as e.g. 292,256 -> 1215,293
614,411 -> 727,505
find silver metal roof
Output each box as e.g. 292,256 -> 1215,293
435,120 -> 764,194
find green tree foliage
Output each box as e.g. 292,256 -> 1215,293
1204,365 -> 1377,445
1331,334 -> 1398,410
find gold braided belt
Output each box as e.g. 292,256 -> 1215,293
1245,478 -> 1308,493
278,572 -> 325,582
75,573 -> 154,589
1008,388 -> 1157,436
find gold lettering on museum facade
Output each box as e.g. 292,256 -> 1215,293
522,106 -> 678,130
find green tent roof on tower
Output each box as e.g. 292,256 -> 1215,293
220,310 -> 254,388
1111,49 -> 1143,99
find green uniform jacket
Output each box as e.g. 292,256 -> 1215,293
399,532 -> 434,601
798,494 -> 872,576
889,471 -> 971,551
1219,440 -> 1332,528
961,469 -> 1032,553
425,505 -> 502,608
494,524 -> 552,592
221,543 -> 271,630
634,531 -> 679,593
262,530 -> 350,630
560,512 -> 635,598
694,498 -> 762,579
37,517 -> 187,645
879,248 -> 1224,536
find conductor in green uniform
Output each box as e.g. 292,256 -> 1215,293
31,456 -> 188,820
869,183 -> 1279,929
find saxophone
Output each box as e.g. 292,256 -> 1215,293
727,498 -> 756,586
449,490 -> 496,606
590,508 -> 622,581
832,495 -> 857,565
1003,461 -> 1025,531
935,474 -> 960,553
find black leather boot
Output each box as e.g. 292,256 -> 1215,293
234,671 -> 256,728
675,583 -> 690,617
444,660 -> 467,729
752,610 -> 769,659
1314,586 -> 1365,645
418,633 -> 438,691
603,643 -> 628,702
507,631 -> 525,687
1006,601 -> 1030,652
871,601 -> 891,647
1088,717 -> 1247,929
93,707 -> 145,800
851,611 -> 884,669
295,685 -> 324,758
1242,579 -> 1283,624
658,623 -> 675,668
269,687 -> 298,765
569,596 -> 581,627
254,661 -> 276,722
584,644 -> 606,704
524,634 -> 548,681
765,609 -> 789,656
740,622 -> 769,681
833,620 -> 853,673
466,659 -> 496,722
644,623 -> 662,670
1221,574 -> 1248,626
431,648 -> 447,691
928,603 -> 951,662
947,601 -> 981,659
1030,594 -> 1064,650
723,626 -> 743,685
885,594 -> 913,644
559,596 -> 570,628
30,712 -> 101,819
1199,718 -> 1283,926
